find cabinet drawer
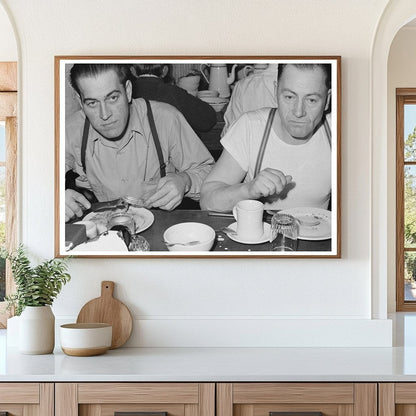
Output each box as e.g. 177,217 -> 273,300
0,383 -> 53,416
218,383 -> 376,416
56,383 -> 215,416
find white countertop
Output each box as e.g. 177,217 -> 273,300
2,313 -> 416,382
2,340 -> 416,382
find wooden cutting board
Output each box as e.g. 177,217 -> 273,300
76,281 -> 133,349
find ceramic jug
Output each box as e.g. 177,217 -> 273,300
200,64 -> 237,98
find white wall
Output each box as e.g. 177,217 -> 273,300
0,2 -> 16,61
0,0 -> 394,347
387,26 -> 416,312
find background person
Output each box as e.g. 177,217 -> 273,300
65,63 -> 214,222
200,63 -> 332,213
130,63 -> 217,133
221,64 -> 278,136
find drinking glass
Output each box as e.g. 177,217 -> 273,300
271,213 -> 299,251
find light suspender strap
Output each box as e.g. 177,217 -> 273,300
323,116 -> 332,148
145,99 -> 166,178
81,117 -> 90,174
253,108 -> 277,177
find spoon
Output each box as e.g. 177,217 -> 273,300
164,240 -> 201,247
218,226 -> 237,236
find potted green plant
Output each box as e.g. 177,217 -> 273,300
3,245 -> 71,354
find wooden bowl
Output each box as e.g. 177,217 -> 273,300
60,323 -> 112,356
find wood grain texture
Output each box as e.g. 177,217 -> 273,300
396,404 -> 416,416
0,62 -> 17,91
76,281 -> 133,348
39,383 -> 54,416
0,404 -> 24,416
397,93 -> 406,311
0,92 -> 16,120
0,383 -> 39,403
62,346 -> 109,357
353,383 -> 377,416
217,384 -> 233,416
232,383 -> 354,404
185,403 -> 199,416
55,383 -> 78,416
199,384 -> 215,416
97,403 -> 185,416
395,383 -> 416,403
253,403 -> 338,416
78,383 -> 199,404
0,116 -> 17,327
338,404 -> 354,416
379,383 -> 395,416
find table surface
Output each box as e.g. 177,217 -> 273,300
139,209 -> 331,253
67,208 -> 331,255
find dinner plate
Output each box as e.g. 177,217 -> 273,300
84,207 -> 154,235
225,222 -> 271,244
278,207 -> 331,241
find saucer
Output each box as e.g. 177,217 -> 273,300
278,207 -> 331,241
225,222 -> 271,244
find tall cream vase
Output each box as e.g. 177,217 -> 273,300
18,305 -> 55,354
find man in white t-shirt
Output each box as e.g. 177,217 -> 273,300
200,63 -> 332,212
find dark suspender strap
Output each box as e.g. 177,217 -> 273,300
145,99 -> 166,178
254,108 -> 277,177
81,117 -> 90,174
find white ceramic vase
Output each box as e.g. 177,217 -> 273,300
19,305 -> 55,354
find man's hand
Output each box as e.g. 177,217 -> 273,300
246,168 -> 292,199
145,173 -> 191,211
65,189 -> 91,222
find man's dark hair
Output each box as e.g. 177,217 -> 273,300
69,64 -> 131,95
277,63 -> 331,90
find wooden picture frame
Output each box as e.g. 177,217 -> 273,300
55,56 -> 341,258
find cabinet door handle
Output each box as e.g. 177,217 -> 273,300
115,412 -> 168,416
270,413 -> 323,416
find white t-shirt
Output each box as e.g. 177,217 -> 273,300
220,108 -> 331,210
222,66 -> 278,136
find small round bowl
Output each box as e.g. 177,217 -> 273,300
197,90 -> 219,99
60,323 -> 112,357
163,222 -> 216,251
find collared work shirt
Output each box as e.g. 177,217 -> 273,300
65,98 -> 214,202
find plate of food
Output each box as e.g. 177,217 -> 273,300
83,207 -> 154,235
277,207 -> 332,241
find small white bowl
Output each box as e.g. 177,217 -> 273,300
60,323 -> 112,356
163,222 -> 216,251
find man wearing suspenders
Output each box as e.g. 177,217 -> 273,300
200,63 -> 332,213
65,64 -> 214,222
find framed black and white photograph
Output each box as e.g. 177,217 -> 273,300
55,56 -> 341,258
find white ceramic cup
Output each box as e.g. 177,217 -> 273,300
232,200 -> 264,241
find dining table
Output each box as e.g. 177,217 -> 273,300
139,209 -> 331,253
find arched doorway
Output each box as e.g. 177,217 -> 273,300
371,0 -> 416,318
